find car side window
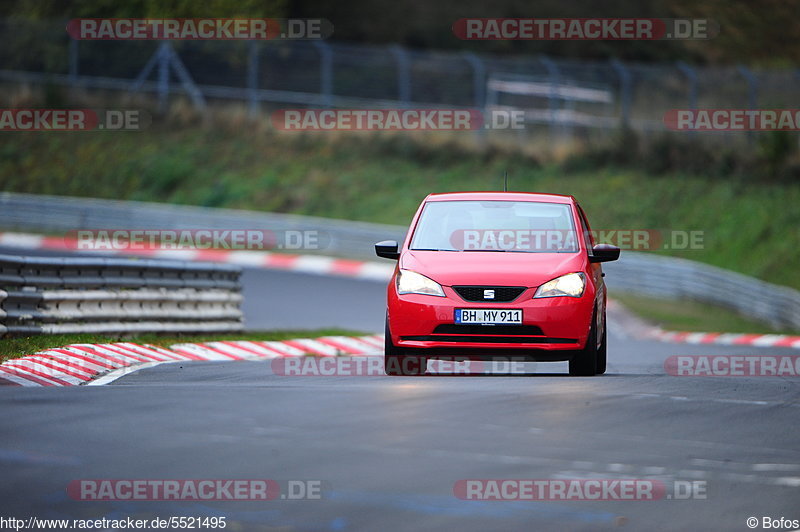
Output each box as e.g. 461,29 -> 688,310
575,204 -> 594,251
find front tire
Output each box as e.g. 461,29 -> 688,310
384,317 -> 426,376
595,311 -> 607,375
569,311 -> 599,376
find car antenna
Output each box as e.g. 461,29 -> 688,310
503,170 -> 508,192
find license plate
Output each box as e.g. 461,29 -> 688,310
455,309 -> 522,325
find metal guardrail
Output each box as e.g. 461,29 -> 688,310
601,253 -> 800,330
0,253 -> 243,336
0,192 -> 798,331
0,192 -> 406,260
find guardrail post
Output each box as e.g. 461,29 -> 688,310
677,61 -> 698,137
390,45 -> 411,106
737,64 -> 759,144
611,59 -> 632,130
463,52 -> 486,145
247,41 -> 260,118
313,41 -> 333,108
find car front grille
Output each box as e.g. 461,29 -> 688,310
400,335 -> 576,344
399,324 -> 572,343
452,286 -> 527,302
432,324 -> 543,335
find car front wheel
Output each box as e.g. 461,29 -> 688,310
595,311 -> 607,375
384,317 -> 427,376
569,311 -> 599,376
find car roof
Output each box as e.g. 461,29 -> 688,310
424,191 -> 575,204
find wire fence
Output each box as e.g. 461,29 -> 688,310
1,19 -> 799,145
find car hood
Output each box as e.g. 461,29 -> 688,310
400,250 -> 586,287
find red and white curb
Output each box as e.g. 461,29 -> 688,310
3,328 -> 797,387
0,335 -> 384,387
608,299 -> 800,350
0,231 -> 394,281
645,329 -> 800,350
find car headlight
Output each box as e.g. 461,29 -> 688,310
533,272 -> 586,298
397,269 -> 445,297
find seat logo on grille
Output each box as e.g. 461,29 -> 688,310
483,289 -> 495,299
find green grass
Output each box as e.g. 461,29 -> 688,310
0,328 -> 366,363
613,294 -> 800,335
0,127 -> 799,289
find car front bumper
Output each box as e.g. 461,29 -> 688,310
388,285 -> 595,355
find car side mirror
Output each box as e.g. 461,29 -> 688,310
375,240 -> 400,260
589,244 -> 620,263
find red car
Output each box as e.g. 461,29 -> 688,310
375,192 -> 620,376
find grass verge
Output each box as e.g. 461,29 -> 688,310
0,328 -> 367,364
613,294 -> 800,336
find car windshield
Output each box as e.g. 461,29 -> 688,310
410,200 -> 579,253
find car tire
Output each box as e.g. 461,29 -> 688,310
569,311 -> 598,376
595,311 -> 607,375
384,317 -> 427,376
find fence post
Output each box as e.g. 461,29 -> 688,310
157,42 -> 170,113
796,70 -> 800,150
313,41 -> 333,108
390,45 -> 411,106
676,61 -> 697,136
737,64 -> 759,144
463,52 -> 486,108
165,45 -> 207,112
539,54 -> 561,141
463,52 -> 486,144
247,41 -> 260,118
676,61 -> 698,110
611,59 -> 632,129
130,46 -> 161,94
68,38 -> 78,85
129,42 -> 205,113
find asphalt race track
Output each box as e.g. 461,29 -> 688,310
0,248 -> 798,531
